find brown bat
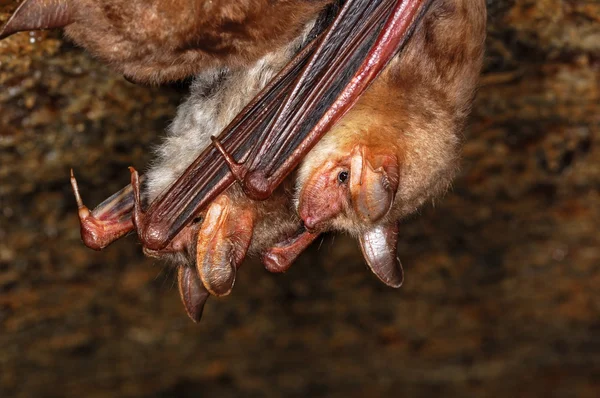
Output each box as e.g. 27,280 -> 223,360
71,30 -> 319,321
67,1 -> 434,284
0,0 -> 332,84
2,0 -> 447,321
296,0 -> 487,286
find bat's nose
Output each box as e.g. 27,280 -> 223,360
298,168 -> 346,232
299,197 -> 342,232
302,216 -> 319,232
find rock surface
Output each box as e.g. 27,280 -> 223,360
1,1 -> 598,396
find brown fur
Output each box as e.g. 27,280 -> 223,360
63,0 -> 331,84
297,0 -> 487,236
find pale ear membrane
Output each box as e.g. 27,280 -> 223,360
196,196 -> 254,297
0,0 -> 74,40
349,145 -> 399,223
358,222 -> 404,288
177,266 -> 210,323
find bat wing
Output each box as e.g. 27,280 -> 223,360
136,0 -> 433,251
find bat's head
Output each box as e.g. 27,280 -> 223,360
294,58 -> 468,288
297,141 -> 399,234
296,128 -> 408,288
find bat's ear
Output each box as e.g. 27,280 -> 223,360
196,195 -> 255,297
358,222 -> 404,288
177,266 -> 210,323
349,145 -> 399,224
0,0 -> 74,40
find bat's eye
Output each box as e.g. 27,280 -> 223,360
337,171 -> 349,184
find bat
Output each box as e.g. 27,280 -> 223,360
71,33 -> 319,320
125,0 -> 434,320
296,0 -> 487,287
0,0 -> 332,84
3,0 -> 458,322
67,0 -> 434,272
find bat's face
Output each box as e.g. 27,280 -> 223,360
298,143 -> 399,234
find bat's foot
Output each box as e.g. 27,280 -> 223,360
70,169 -> 134,250
262,228 -> 320,273
196,195 -> 255,297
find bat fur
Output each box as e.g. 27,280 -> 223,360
144,20 -> 318,265
296,0 -> 487,236
64,0 -> 332,84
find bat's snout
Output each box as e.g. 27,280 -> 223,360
298,164 -> 348,232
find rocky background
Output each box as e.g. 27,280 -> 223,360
0,0 -> 598,397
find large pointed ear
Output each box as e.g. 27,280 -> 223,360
358,222 -> 404,288
177,266 -> 210,323
349,145 -> 399,224
0,0 -> 73,40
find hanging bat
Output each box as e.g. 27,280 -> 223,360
0,0 -> 333,84
77,0 -> 434,321
82,0 -> 482,321
71,29 -> 322,322
296,0 -> 487,287
2,0 -> 475,322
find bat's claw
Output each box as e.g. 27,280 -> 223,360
129,167 -> 146,230
196,195 -> 254,297
70,169 -> 134,250
211,137 -> 274,201
211,136 -> 249,183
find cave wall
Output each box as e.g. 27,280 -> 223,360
0,1 -> 598,397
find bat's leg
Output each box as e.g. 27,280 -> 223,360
70,170 -> 135,250
262,229 -> 320,273
178,266 -> 210,323
196,195 -> 255,297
